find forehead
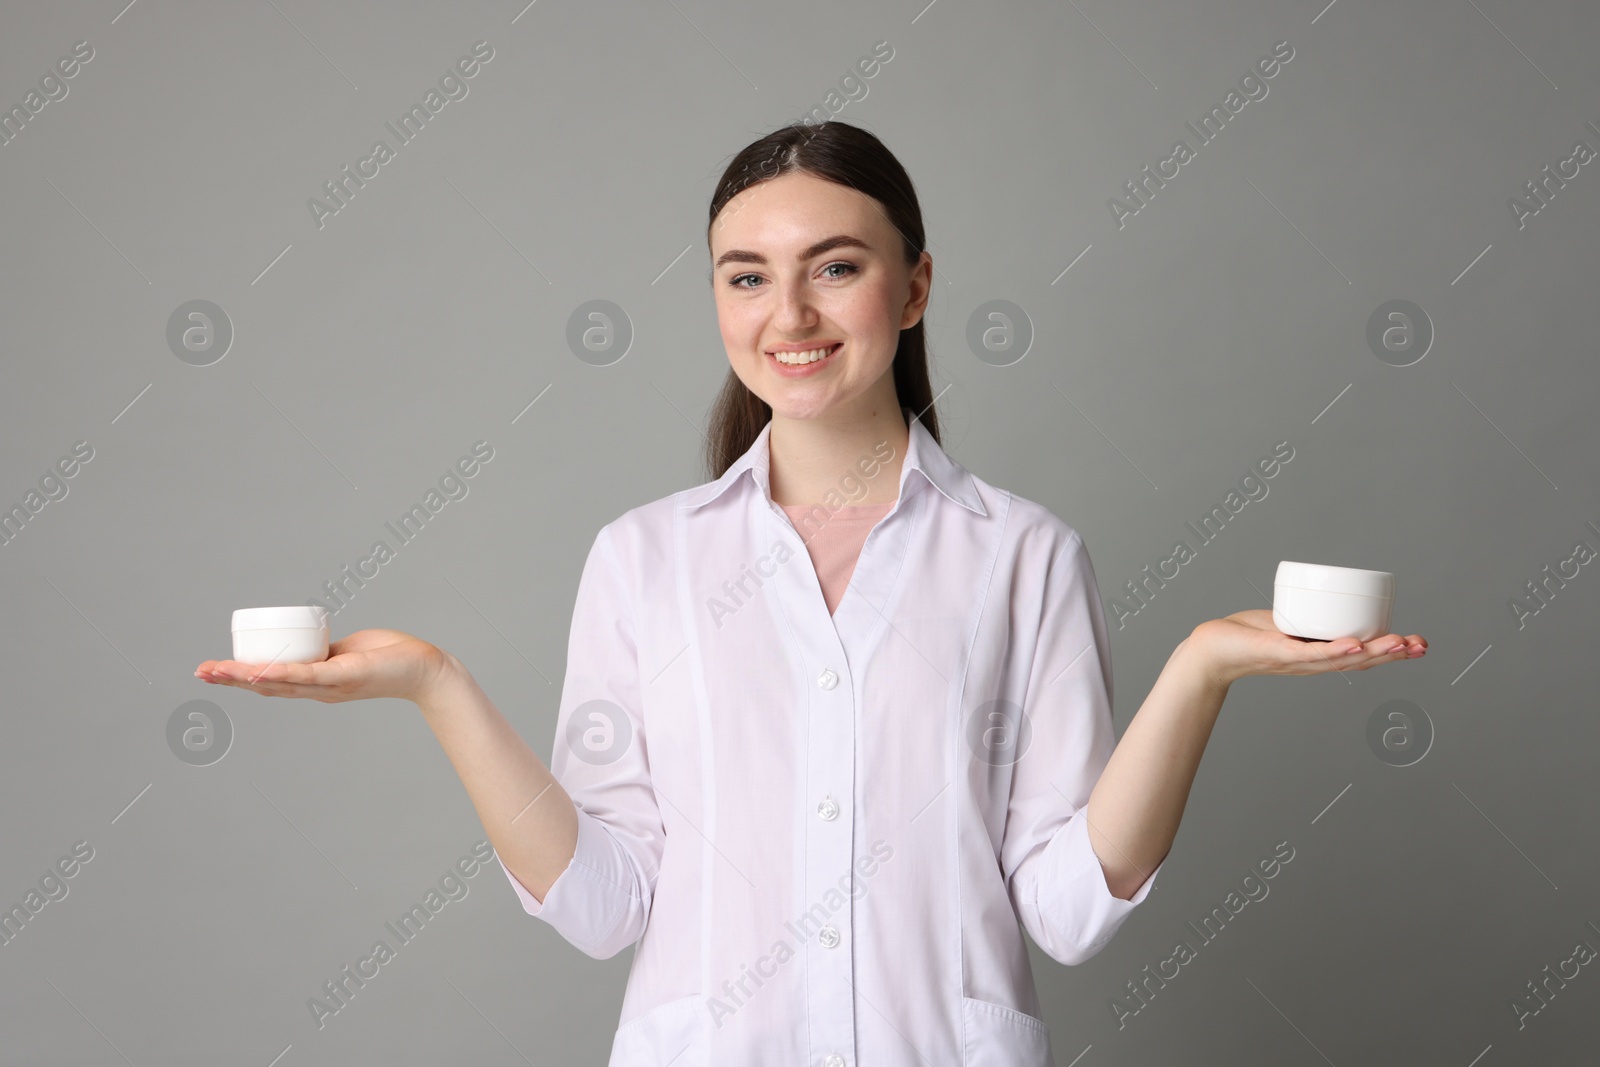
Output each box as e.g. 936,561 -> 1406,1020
710,171 -> 886,256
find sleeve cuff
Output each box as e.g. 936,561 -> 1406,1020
496,848 -> 558,917
493,805 -> 644,953
1049,810 -> 1164,951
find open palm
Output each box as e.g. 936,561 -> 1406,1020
1192,608 -> 1427,684
194,627 -> 449,704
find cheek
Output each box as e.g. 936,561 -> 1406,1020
833,286 -> 900,358
841,278 -> 899,328
714,298 -> 754,346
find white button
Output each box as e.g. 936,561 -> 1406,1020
824,1056 -> 845,1067
818,924 -> 840,948
817,795 -> 839,821
817,668 -> 838,690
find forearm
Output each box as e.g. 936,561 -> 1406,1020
413,651 -> 579,903
1084,630 -> 1229,899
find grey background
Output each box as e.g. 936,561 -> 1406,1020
2,0 -> 1596,1063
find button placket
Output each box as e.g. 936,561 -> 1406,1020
804,656 -> 852,1055
767,521 -> 857,1065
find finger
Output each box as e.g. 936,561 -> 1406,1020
1351,634 -> 1408,654
203,662 -> 338,692
1343,635 -> 1411,669
209,673 -> 335,699
1300,640 -> 1345,664
234,660 -> 341,686
1287,637 -> 1357,673
207,674 -> 281,696
206,657 -> 345,686
198,659 -> 277,683
1303,635 -> 1387,673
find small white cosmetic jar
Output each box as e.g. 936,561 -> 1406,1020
1272,561 -> 1395,642
231,606 -> 330,664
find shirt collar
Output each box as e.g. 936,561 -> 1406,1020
679,405 -> 987,516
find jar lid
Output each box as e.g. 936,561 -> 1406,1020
232,606 -> 330,631
1274,561 -> 1394,598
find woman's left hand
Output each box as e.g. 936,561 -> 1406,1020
1188,609 -> 1427,687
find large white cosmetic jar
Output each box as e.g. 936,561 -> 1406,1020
1271,561 -> 1395,642
231,606 -> 330,664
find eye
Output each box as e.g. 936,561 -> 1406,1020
725,262 -> 860,290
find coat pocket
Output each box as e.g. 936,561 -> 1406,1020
961,995 -> 1053,1066
609,993 -> 704,1066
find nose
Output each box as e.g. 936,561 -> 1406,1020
772,275 -> 819,335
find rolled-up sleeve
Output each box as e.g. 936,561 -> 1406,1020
496,521 -> 664,960
1003,530 -> 1163,967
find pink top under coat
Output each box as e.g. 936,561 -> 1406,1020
780,500 -> 895,616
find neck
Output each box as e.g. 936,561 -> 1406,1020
768,402 -> 909,507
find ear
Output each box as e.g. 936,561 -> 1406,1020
899,251 -> 933,330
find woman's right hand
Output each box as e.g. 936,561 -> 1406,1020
194,628 -> 457,705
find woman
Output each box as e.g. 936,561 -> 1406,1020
194,121 -> 1426,1066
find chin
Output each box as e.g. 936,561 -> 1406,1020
765,395 -> 841,422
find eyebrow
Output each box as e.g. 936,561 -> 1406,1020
713,234 -> 873,271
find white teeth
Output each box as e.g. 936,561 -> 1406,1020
771,345 -> 837,365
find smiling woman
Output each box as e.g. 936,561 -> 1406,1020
702,123 -> 937,492
194,118 -> 1427,1067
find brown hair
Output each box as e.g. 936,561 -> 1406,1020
702,120 -> 941,481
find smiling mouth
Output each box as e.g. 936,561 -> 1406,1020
768,342 -> 843,366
